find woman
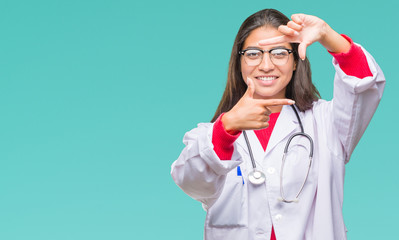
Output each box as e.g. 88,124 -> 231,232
171,9 -> 385,240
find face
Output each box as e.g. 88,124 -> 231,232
241,26 -> 296,99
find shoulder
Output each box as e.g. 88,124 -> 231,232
311,99 -> 330,111
190,122 -> 213,133
182,122 -> 214,142
298,99 -> 335,127
301,99 -> 331,117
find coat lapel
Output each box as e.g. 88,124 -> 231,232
235,129 -> 266,172
265,105 -> 299,156
235,130 -> 262,156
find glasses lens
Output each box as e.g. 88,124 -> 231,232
244,50 -> 262,66
270,49 -> 289,66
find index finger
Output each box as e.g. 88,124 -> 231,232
258,35 -> 288,46
257,98 -> 295,107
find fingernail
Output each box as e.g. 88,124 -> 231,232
294,31 -> 299,36
288,100 -> 295,104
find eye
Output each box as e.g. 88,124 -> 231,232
245,50 -> 262,59
270,49 -> 289,59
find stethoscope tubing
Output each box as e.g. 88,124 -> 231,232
242,105 -> 314,203
242,130 -> 257,170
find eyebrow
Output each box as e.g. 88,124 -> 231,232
244,45 -> 288,50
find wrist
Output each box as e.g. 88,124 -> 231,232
319,21 -> 330,43
221,112 -> 239,134
319,24 -> 351,54
319,24 -> 335,50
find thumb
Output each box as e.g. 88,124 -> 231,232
298,42 -> 307,60
245,77 -> 255,98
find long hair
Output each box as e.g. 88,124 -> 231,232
211,9 -> 320,122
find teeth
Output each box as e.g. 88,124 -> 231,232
258,76 -> 277,81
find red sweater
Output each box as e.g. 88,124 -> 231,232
211,35 -> 372,240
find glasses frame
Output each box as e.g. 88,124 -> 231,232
238,47 -> 294,66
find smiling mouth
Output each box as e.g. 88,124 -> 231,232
256,76 -> 278,81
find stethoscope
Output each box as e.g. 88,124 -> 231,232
242,105 -> 314,203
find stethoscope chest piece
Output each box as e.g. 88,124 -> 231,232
248,169 -> 266,185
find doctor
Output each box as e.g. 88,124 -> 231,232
171,9 -> 385,240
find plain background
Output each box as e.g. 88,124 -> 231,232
1,0 -> 397,239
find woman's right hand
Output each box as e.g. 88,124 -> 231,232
221,77 -> 295,132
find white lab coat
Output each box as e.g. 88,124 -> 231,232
171,44 -> 385,240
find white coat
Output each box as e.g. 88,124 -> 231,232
171,45 -> 385,240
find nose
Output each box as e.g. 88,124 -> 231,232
258,53 -> 275,72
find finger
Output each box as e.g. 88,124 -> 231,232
245,77 -> 255,98
258,35 -> 289,46
298,42 -> 308,60
291,14 -> 305,25
255,121 -> 269,130
258,98 -> 295,107
259,115 -> 270,123
278,25 -> 299,37
287,21 -> 303,32
263,106 -> 272,116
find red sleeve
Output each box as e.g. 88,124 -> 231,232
212,113 -> 242,160
328,34 -> 373,79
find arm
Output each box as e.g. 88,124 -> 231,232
172,75 -> 294,208
328,35 -> 373,79
258,13 -> 385,162
171,123 -> 242,208
289,15 -> 385,161
329,45 -> 385,162
212,113 -> 241,160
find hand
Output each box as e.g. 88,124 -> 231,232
258,14 -> 330,60
222,77 -> 295,132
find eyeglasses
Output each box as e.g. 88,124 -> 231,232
239,47 -> 294,66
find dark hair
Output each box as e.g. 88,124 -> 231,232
211,9 -> 320,122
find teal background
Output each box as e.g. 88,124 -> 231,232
0,0 -> 396,239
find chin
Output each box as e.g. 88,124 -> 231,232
254,90 -> 286,99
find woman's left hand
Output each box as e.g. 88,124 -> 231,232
258,14 -> 350,60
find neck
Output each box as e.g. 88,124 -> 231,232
269,105 -> 283,113
252,91 -> 287,113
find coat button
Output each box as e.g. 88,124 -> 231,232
267,167 -> 276,174
275,214 -> 283,221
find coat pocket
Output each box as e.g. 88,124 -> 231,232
207,167 -> 248,228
